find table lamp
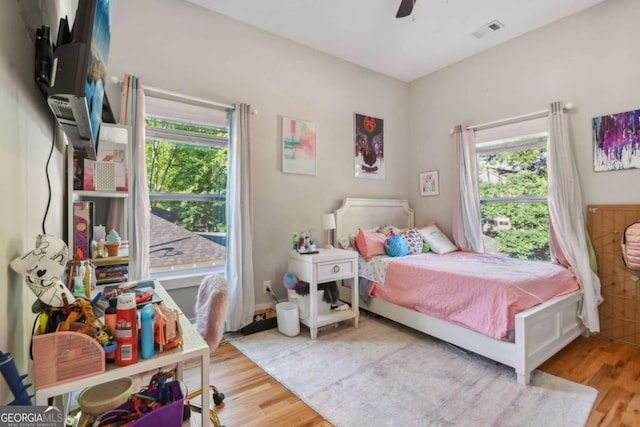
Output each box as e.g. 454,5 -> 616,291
322,213 -> 336,249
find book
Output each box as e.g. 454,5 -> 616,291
73,201 -> 94,260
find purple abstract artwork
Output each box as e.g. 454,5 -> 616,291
593,108 -> 640,171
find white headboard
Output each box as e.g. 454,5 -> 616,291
334,198 -> 415,240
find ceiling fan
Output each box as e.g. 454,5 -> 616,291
396,0 -> 417,18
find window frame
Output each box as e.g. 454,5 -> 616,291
144,102 -> 229,277
475,119 -> 550,261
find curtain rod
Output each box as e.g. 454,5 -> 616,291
449,102 -> 573,135
110,76 -> 235,110
144,85 -> 235,110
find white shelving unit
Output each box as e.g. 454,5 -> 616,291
66,123 -> 133,275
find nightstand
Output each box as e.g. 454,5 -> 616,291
288,248 -> 359,339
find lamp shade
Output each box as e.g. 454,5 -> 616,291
322,213 -> 336,230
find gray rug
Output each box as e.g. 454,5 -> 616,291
230,314 -> 597,427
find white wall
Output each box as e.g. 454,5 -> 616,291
408,0 -> 640,231
105,0 -> 410,311
1,0 -> 66,402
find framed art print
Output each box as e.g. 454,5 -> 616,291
420,171 -> 439,196
354,113 -> 384,179
282,116 -> 317,175
592,108 -> 640,171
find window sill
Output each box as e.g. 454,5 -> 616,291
150,265 -> 225,290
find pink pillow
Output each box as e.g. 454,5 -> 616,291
354,229 -> 386,261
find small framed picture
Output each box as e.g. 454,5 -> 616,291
420,171 -> 439,196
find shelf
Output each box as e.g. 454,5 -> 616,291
73,190 -> 128,198
91,256 -> 129,266
299,308 -> 358,329
66,123 -> 133,279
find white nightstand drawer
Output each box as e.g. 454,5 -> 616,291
317,259 -> 355,281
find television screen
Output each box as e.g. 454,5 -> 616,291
84,0 -> 111,147
45,0 -> 111,160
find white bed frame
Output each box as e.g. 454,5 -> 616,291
334,198 -> 586,385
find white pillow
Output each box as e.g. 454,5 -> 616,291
417,223 -> 458,255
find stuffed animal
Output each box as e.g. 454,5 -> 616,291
283,271 -> 298,290
10,234 -> 75,308
384,234 -> 409,257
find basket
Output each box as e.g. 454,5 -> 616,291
32,330 -> 105,390
94,380 -> 185,427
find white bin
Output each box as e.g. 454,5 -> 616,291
276,302 -> 300,337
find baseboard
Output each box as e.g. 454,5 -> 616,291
254,301 -> 275,311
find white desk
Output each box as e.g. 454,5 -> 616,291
34,280 -> 210,427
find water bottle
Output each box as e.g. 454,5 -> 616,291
140,303 -> 155,359
115,293 -> 138,366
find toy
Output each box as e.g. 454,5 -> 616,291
10,234 -> 76,307
0,350 -> 32,405
105,229 -> 121,257
384,234 -> 409,257
283,271 -> 298,290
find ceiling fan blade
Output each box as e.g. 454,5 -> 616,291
396,0 -> 416,18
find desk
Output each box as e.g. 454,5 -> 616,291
34,280 -> 210,427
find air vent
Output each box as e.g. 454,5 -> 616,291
48,98 -> 74,120
472,20 -> 505,39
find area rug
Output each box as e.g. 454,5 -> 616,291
230,314 -> 597,427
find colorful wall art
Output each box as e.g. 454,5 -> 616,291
593,108 -> 640,171
282,117 -> 317,175
354,113 -> 384,179
420,171 -> 439,196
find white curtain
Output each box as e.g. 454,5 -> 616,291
452,125 -> 484,252
225,103 -> 255,331
547,101 -> 602,333
119,75 -> 150,280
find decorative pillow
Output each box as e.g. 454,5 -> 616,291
354,229 -> 387,260
422,242 -> 430,253
384,235 -> 409,257
338,234 -> 353,250
399,229 -> 424,255
417,223 -> 458,255
339,226 -> 381,250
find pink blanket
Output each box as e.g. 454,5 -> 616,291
370,251 -> 579,341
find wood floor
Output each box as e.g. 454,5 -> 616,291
184,332 -> 640,427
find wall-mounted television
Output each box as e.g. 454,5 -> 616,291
46,0 -> 111,160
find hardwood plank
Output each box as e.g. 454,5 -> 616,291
183,335 -> 640,426
183,342 -> 331,426
540,336 -> 640,427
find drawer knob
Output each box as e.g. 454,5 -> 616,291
333,265 -> 340,273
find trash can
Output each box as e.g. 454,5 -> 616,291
276,302 -> 300,337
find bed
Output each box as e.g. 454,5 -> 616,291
334,198 -> 586,385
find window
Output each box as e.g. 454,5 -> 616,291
145,96 -> 229,273
475,117 -> 550,261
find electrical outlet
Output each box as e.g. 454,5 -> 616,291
263,280 -> 272,294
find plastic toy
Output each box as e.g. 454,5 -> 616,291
0,350 -> 32,405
